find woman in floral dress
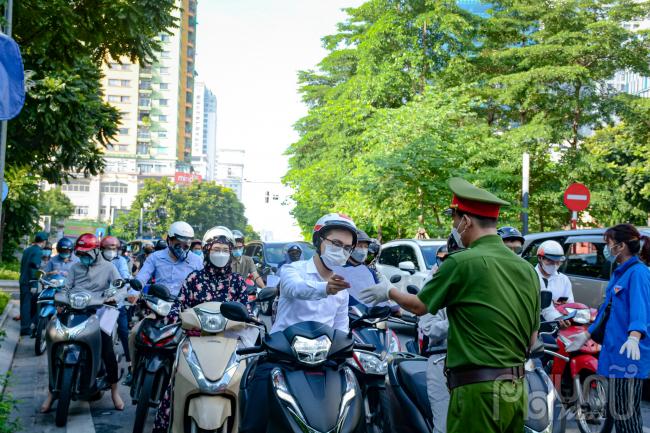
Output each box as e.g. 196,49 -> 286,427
152,227 -> 247,433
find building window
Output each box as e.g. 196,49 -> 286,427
101,182 -> 128,194
139,97 -> 151,107
141,66 -> 152,74
158,131 -> 167,138
161,50 -> 171,58
109,62 -> 131,71
186,91 -> 193,102
228,167 -> 232,177
160,34 -> 170,42
159,83 -> 169,90
108,79 -> 130,87
159,114 -> 167,122
108,95 -> 129,103
62,180 -> 90,192
120,96 -> 130,103
185,107 -> 192,118
160,67 -> 170,74
118,127 -> 129,135
137,142 -> 149,154
74,206 -> 89,217
139,80 -> 152,90
137,127 -> 150,139
159,99 -> 168,106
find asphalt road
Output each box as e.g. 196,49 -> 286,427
6,315 -> 650,432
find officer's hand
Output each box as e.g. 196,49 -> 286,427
620,335 -> 641,361
359,275 -> 391,305
326,275 -> 350,295
558,319 -> 571,329
565,331 -> 590,352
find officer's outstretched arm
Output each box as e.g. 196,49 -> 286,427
389,288 -> 428,316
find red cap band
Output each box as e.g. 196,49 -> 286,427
451,194 -> 501,218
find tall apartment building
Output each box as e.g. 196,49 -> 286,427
61,0 -> 198,223
191,81 -> 217,180
215,149 -> 245,201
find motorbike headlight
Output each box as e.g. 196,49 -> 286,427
291,335 -> 331,365
68,292 -> 91,309
567,308 -> 591,324
145,298 -> 173,317
353,350 -> 388,375
195,308 -> 226,333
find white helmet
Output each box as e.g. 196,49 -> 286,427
203,226 -> 235,246
168,221 -> 194,242
312,213 -> 358,248
537,240 -> 565,262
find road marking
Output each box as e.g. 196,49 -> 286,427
66,400 -> 96,433
566,194 -> 588,201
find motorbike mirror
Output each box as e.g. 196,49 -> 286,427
271,266 -> 278,273
365,305 -> 392,320
129,278 -> 143,292
257,287 -> 278,302
406,285 -> 419,295
540,290 -> 553,309
35,270 -> 45,280
389,274 -> 402,284
148,283 -> 173,302
112,279 -> 125,288
220,301 -> 251,323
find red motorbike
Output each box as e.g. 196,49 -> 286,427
543,302 -> 613,433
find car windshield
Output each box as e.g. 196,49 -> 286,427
264,242 -> 316,265
421,245 -> 444,269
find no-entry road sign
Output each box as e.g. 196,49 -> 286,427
564,183 -> 591,212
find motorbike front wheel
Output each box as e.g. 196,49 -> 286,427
132,371 -> 155,433
365,389 -> 393,433
55,366 -> 74,427
574,374 -> 613,433
34,316 -> 49,356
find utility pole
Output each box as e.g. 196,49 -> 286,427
0,0 -> 14,261
522,152 -> 530,235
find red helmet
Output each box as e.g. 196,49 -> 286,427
75,233 -> 99,252
100,235 -> 120,249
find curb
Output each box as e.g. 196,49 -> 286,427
0,299 -> 19,395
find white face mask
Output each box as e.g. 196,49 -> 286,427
321,244 -> 350,269
451,216 -> 468,249
541,262 -> 558,276
350,248 -> 368,264
210,252 -> 230,268
103,250 -> 117,261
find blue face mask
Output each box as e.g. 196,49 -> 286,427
169,242 -> 188,260
59,252 -> 71,259
603,243 -> 621,263
79,255 -> 95,267
232,248 -> 243,258
42,251 -> 52,258
192,250 -> 203,258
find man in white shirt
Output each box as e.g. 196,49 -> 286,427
535,240 -> 574,322
241,213 -> 360,433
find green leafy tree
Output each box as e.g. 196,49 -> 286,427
0,167 -> 40,261
112,179 -> 252,241
37,188 -> 75,233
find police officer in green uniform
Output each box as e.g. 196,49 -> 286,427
360,178 -> 540,433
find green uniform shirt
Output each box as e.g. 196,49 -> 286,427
19,244 -> 43,286
418,234 -> 540,370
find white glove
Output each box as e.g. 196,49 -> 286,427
620,335 -> 641,361
359,275 -> 391,305
565,331 -> 590,352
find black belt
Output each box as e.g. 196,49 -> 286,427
446,365 -> 525,390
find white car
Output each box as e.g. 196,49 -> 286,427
375,239 -> 447,293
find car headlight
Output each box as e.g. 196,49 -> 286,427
291,335 -> 331,365
145,298 -> 173,317
565,307 -> 591,324
68,292 -> 91,309
353,350 -> 387,375
195,308 -> 226,333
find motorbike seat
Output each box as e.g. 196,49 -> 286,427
397,360 -> 433,420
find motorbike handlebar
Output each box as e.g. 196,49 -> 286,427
236,346 -> 264,356
354,343 -> 376,352
544,349 -> 569,362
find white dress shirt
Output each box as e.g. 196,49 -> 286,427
271,257 -> 349,333
535,264 -> 574,321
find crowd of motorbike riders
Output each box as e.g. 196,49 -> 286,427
16,177 -> 650,433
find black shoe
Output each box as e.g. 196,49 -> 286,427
122,371 -> 133,387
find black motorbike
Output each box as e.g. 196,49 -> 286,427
129,283 -> 183,433
347,304 -> 400,433
228,290 -> 369,433
46,280 -> 126,427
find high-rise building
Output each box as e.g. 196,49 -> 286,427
60,0 -> 197,224
191,81 -> 217,180
215,149 -> 244,201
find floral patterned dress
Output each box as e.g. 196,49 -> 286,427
152,263 -> 246,433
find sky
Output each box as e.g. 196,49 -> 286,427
194,0 -> 364,240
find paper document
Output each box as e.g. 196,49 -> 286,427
98,307 -> 120,336
266,274 -> 281,288
331,265 -> 376,302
